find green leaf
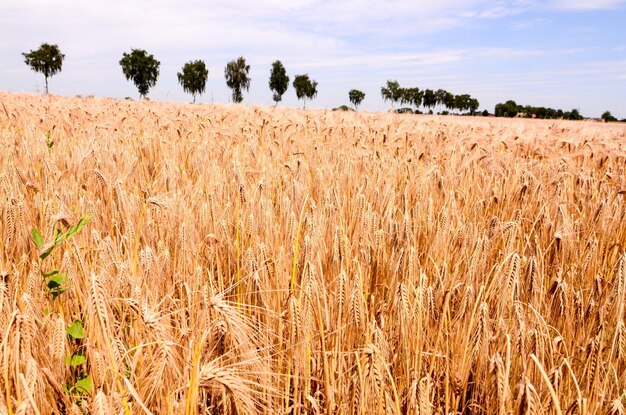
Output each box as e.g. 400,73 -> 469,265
47,273 -> 66,289
31,228 -> 44,248
42,269 -> 59,278
64,353 -> 87,366
49,286 -> 67,299
75,214 -> 91,234
74,375 -> 93,394
54,228 -> 64,246
65,224 -> 77,240
48,272 -> 67,299
66,319 -> 85,340
39,244 -> 55,260
66,214 -> 91,240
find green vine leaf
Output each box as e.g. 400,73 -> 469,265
31,228 -> 44,248
66,319 -> 85,340
39,244 -> 55,260
73,375 -> 93,394
64,353 -> 87,366
42,269 -> 59,278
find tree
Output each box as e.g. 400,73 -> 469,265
22,43 -> 65,94
348,89 -> 366,111
381,80 -> 403,109
563,108 -> 583,120
434,89 -> 448,112
601,111 -> 617,122
224,57 -> 251,103
452,94 -> 466,113
451,94 -> 479,115
441,91 -> 455,112
422,89 -> 437,112
177,60 -> 208,103
494,100 -> 520,117
292,74 -> 318,109
468,98 -> 480,115
269,60 -> 289,105
400,87 -> 423,112
119,49 -> 160,98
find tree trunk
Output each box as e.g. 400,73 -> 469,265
45,76 -> 49,94
193,94 -> 196,104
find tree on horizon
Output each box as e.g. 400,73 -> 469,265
400,87 -> 423,113
177,60 -> 208,103
119,49 -> 160,98
422,89 -> 437,112
601,111 -> 617,122
293,74 -> 318,109
348,89 -> 365,111
22,43 -> 65,94
381,80 -> 402,109
269,60 -> 289,105
224,57 -> 251,103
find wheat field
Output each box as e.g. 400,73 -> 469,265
1,93 -> 626,414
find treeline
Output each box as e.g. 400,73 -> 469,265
21,43 -> 319,108
494,100 -> 584,120
494,100 -> 626,122
380,80 -> 480,115
20,43 -> 624,120
19,43 -> 479,114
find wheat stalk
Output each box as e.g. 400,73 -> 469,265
1,93 -> 626,413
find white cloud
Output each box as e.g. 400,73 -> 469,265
0,0 -> 541,57
0,0 -> 624,118
549,0 -> 625,10
511,17 -> 551,30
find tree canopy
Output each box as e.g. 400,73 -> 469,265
177,60 -> 208,103
381,80 -> 403,109
563,109 -> 584,120
494,100 -> 520,118
293,74 -> 318,109
119,49 -> 160,98
422,89 -> 437,111
495,100 -> 586,120
224,57 -> 251,103
269,60 -> 289,105
601,111 -> 617,122
381,81 -> 478,115
400,87 -> 423,112
436,90 -> 453,110
22,43 -> 65,94
348,89 -> 365,111
454,94 -> 480,115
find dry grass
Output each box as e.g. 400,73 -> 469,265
1,92 -> 626,414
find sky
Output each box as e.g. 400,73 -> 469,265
1,0 -> 625,118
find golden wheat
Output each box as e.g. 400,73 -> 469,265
1,93 -> 626,413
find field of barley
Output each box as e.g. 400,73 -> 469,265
1,93 -> 626,414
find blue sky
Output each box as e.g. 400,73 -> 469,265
1,0 -> 624,117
